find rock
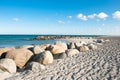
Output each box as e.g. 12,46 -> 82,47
78,46 -> 89,52
0,71 -> 12,80
96,43 -> 103,45
53,52 -> 67,59
105,39 -> 110,42
0,69 -> 4,74
49,45 -> 66,54
74,42 -> 82,48
0,47 -> 15,57
66,49 -> 79,56
39,44 -> 50,50
5,49 -> 33,68
67,42 -> 75,49
96,39 -> 104,43
33,35 -> 72,40
30,46 -> 44,54
0,58 -> 16,73
33,51 -> 53,65
87,44 -> 97,50
25,62 -> 45,72
34,36 -> 51,40
54,41 -> 67,50
19,45 -> 34,49
74,41 -> 87,49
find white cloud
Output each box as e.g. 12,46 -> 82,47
88,14 -> 97,19
13,18 -> 19,21
67,16 -> 72,19
77,12 -> 108,21
97,12 -> 108,19
113,11 -> 120,20
58,20 -> 65,24
77,13 -> 88,21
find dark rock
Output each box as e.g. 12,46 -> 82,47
53,52 -> 67,59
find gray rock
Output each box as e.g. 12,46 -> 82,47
0,58 -> 16,73
25,62 -> 45,72
96,39 -> 104,43
53,52 -> 67,59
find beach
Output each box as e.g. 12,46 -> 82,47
0,36 -> 120,80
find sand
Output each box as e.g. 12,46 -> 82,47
3,36 -> 120,80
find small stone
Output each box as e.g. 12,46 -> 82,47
96,39 -> 104,43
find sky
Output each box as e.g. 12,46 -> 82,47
0,0 -> 120,35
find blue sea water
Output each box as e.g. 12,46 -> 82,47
0,35 -> 64,48
0,35 -> 100,48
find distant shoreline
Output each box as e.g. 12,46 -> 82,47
0,34 -> 106,36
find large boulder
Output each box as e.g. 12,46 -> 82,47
53,52 -> 67,59
54,41 -> 67,50
87,44 -> 97,50
5,49 -> 33,68
0,58 -> 16,73
19,45 -> 34,49
0,47 -> 15,57
75,41 -> 87,49
48,42 -> 67,54
67,42 -> 75,49
66,49 -> 79,56
33,51 -> 53,65
25,62 -> 45,72
29,46 -> 44,54
78,46 -> 89,52
49,45 -> 66,54
39,44 -> 50,50
0,71 -> 12,80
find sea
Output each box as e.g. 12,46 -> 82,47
0,35 -> 100,48
0,35 -> 63,48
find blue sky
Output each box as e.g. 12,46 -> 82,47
0,0 -> 120,35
